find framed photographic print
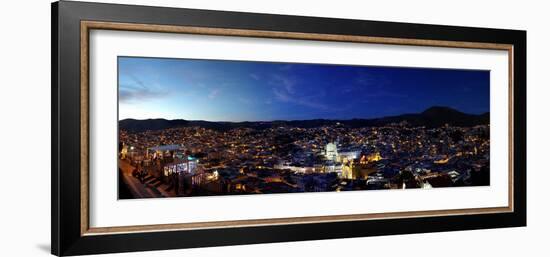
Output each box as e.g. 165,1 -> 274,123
51,1 -> 526,256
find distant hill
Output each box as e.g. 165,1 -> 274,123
119,106 -> 489,133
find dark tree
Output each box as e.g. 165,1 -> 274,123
471,164 -> 490,186
449,130 -> 464,143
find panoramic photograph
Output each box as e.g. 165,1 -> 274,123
117,56 -> 490,199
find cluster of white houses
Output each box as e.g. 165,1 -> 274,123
120,141 -> 386,196
121,144 -> 212,194
275,142 -> 383,180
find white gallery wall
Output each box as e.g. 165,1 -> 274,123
0,0 -> 547,256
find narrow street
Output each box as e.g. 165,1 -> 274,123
119,159 -> 176,198
119,159 -> 162,198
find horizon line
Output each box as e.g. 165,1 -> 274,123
118,107 -> 490,123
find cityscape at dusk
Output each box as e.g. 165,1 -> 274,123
118,57 -> 490,199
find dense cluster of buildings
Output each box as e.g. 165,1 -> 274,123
119,122 -> 490,198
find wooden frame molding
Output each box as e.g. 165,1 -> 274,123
79,20 -> 515,236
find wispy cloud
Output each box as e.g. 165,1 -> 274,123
339,71 -> 407,102
268,73 -> 332,110
279,64 -> 294,71
208,89 -> 221,99
340,71 -> 391,94
272,87 -> 328,110
269,75 -> 295,94
119,74 -> 167,103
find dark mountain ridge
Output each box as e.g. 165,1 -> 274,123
119,106 -> 489,133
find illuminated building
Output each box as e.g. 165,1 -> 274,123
325,142 -> 338,161
147,144 -> 184,158
323,162 -> 342,174
337,150 -> 360,163
359,152 -> 382,164
274,164 -> 318,174
161,155 -> 202,195
120,145 -> 128,159
341,159 -> 354,179
163,158 -> 198,176
341,158 -> 377,180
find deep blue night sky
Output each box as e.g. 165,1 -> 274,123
118,57 -> 489,121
